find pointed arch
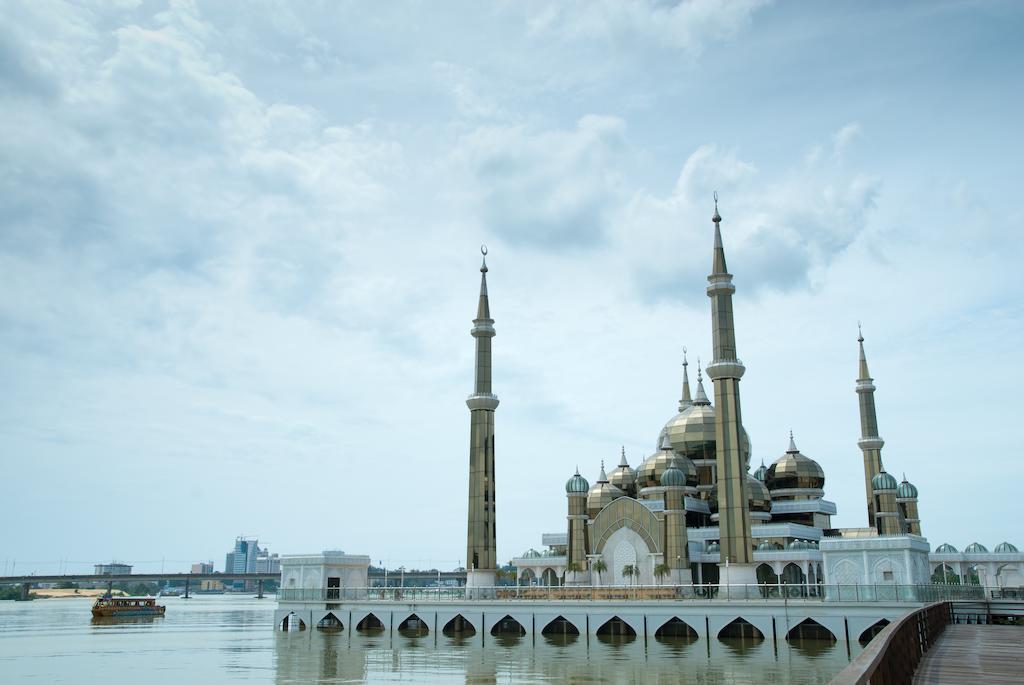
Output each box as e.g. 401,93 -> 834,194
718,617 -> 764,640
441,614 -> 476,637
540,568 -> 559,586
654,617 -> 697,638
397,613 -> 428,636
490,614 -> 526,636
596,616 -> 637,637
541,615 -> 580,636
280,612 -> 306,631
356,613 -> 385,632
316,612 -> 344,632
756,563 -> 779,585
858,619 -> 890,646
518,568 -> 536,586
785,618 -> 836,642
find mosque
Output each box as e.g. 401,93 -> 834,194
456,200 -> 1024,591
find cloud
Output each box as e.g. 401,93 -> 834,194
458,115 -> 627,247
832,122 -> 862,160
527,0 -> 769,55
616,127 -> 881,298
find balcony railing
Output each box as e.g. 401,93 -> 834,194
278,583 -> 987,604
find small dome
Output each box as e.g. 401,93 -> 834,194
934,543 -> 958,553
566,470 -> 589,494
706,541 -> 720,554
608,448 -> 637,494
964,542 -> 989,554
872,471 -> 898,491
897,478 -> 918,499
637,435 -> 698,489
747,474 -> 772,512
660,457 -> 687,487
753,461 -> 768,482
994,542 -> 1019,553
766,435 -> 825,492
522,548 -> 542,558
586,462 -> 625,518
756,540 -> 776,551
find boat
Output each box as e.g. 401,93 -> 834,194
91,596 -> 166,618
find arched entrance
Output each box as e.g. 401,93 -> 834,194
397,613 -> 428,637
541,615 -> 579,636
540,568 -> 559,586
518,568 -> 536,586
596,616 -> 636,637
858,619 -> 890,646
786,618 -> 836,642
442,614 -> 476,637
316,612 -> 344,632
356,613 -> 385,632
655,617 -> 697,639
280,612 -> 306,631
718,617 -> 764,640
490,615 -> 526,636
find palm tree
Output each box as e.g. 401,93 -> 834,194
566,562 -> 581,584
592,559 -> 607,586
622,564 -> 635,586
653,563 -> 670,586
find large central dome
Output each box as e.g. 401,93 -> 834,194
662,369 -> 751,466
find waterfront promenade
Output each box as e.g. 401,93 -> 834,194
913,625 -> 1022,684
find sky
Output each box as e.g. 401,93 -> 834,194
2,0 -> 1022,575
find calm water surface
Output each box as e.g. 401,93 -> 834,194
0,596 -> 860,683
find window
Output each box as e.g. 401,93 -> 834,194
882,571 -> 893,581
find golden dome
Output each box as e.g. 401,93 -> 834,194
747,474 -> 772,512
662,369 -> 750,465
636,436 -> 697,490
765,434 -> 825,493
586,461 -> 625,518
607,447 -> 637,496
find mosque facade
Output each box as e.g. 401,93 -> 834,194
489,201 -> 1023,590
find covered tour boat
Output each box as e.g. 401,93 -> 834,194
91,596 -> 166,618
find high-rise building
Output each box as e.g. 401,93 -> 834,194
94,562 -> 132,575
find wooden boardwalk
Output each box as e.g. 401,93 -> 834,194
914,624 -> 1023,684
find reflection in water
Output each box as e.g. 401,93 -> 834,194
90,615 -> 159,628
0,595 -> 860,684
787,637 -> 837,659
653,634 -> 699,656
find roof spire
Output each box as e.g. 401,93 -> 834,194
598,460 -> 608,482
619,446 -> 629,467
475,245 -> 491,321
788,430 -> 798,453
679,346 -> 693,410
857,322 -> 871,380
693,358 -> 711,405
711,192 -> 728,274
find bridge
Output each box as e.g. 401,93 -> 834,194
829,598 -> 1024,684
0,569 -> 469,601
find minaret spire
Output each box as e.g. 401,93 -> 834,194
679,347 -> 693,411
855,324 -> 885,527
466,245 -> 499,586
704,193 -> 755,578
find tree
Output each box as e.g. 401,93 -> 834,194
653,563 -> 670,586
566,562 -> 581,583
592,559 -> 607,586
622,564 -> 635,586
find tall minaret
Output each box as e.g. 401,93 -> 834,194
678,348 -> 693,411
856,326 -> 885,526
466,246 -> 499,587
704,195 -> 755,580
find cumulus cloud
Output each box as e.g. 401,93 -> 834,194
616,127 -> 881,299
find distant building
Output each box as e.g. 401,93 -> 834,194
94,562 -> 132,575
225,537 -> 277,589
191,562 -> 214,574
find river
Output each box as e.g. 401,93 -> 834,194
0,595 -> 861,683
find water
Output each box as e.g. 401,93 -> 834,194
0,596 -> 860,683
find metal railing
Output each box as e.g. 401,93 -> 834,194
278,583 -> 986,604
829,601 -> 951,684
